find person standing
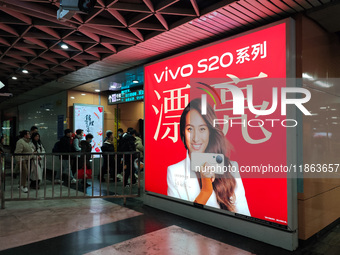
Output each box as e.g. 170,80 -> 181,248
130,130 -> 144,162
116,128 -> 124,151
30,133 -> 45,189
120,128 -> 136,187
55,129 -> 77,184
99,130 -> 115,182
73,129 -> 83,172
30,126 -> 38,136
116,128 -> 124,177
73,129 -> 83,152
14,130 -> 33,193
79,134 -> 93,187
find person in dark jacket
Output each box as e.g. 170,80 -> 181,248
55,129 -> 77,184
79,134 -> 93,170
99,130 -> 115,182
120,128 -> 136,187
79,134 -> 93,187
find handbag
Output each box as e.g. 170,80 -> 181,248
76,167 -> 92,179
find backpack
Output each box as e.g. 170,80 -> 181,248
52,140 -> 61,153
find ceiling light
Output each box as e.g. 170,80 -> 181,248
22,69 -> 28,74
302,73 -> 314,80
95,89 -> 100,92
132,80 -> 139,84
61,43 -> 68,49
332,117 -> 337,119
331,109 -> 336,111
12,76 -> 17,80
319,107 -> 327,110
70,96 -> 75,99
81,93 -> 86,96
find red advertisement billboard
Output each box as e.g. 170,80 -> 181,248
145,22 -> 288,226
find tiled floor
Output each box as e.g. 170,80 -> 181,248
0,196 -> 339,255
84,225 -> 255,255
0,174 -> 339,255
0,199 -> 142,251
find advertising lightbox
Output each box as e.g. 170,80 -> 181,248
73,104 -> 104,153
145,22 -> 292,227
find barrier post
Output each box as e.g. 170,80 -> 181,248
1,154 -> 5,209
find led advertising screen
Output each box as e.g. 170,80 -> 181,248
73,104 -> 104,153
145,22 -> 291,226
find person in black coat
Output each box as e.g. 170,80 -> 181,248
99,130 -> 115,182
79,134 -> 93,170
78,134 -> 93,187
55,129 -> 77,184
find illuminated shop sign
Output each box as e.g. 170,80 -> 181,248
108,89 -> 144,104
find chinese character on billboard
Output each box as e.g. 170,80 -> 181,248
74,104 -> 104,153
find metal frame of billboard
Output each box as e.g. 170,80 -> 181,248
143,18 -> 298,250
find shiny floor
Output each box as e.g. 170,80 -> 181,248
0,195 -> 339,255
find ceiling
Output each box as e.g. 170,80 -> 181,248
0,0 -> 338,109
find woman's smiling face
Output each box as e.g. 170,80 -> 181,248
185,109 -> 210,155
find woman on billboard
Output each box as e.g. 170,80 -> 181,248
167,98 -> 250,216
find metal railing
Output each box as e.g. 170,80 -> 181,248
0,151 -> 141,209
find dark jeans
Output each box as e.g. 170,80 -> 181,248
123,154 -> 136,185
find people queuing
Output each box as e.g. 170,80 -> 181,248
9,125 -> 143,192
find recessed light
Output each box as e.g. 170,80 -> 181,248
319,107 -> 327,110
12,76 -> 17,80
95,89 -> 100,92
70,96 -> 75,99
81,93 -> 86,96
61,43 -> 68,49
22,69 -> 28,74
331,109 -> 336,111
332,117 -> 337,119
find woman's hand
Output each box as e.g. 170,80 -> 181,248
200,162 -> 215,182
194,162 -> 215,205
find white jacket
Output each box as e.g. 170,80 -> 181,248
167,153 -> 251,216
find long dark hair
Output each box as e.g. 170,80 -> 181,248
31,132 -> 42,152
180,98 -> 236,212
